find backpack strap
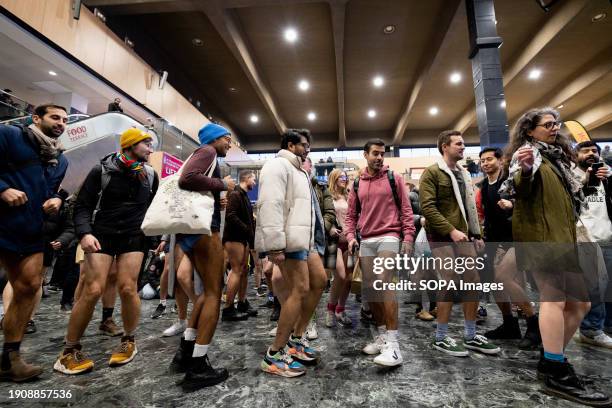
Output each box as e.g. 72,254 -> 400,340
353,177 -> 361,217
92,165 -> 111,225
387,170 -> 402,211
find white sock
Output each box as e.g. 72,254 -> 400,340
192,343 -> 209,358
387,330 -> 399,342
160,299 -> 167,307
184,328 -> 197,341
377,325 -> 387,335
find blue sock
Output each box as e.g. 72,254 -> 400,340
464,320 -> 477,340
544,351 -> 564,362
435,323 -> 448,341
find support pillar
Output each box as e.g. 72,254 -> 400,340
465,0 -> 508,148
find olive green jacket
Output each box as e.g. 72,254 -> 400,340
311,176 -> 336,235
419,160 -> 481,239
512,157 -> 576,243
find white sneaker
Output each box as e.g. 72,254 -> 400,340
374,341 -> 403,367
305,320 -> 318,340
362,334 -> 386,355
269,326 -> 277,337
162,321 -> 186,337
579,332 -> 612,349
325,311 -> 335,328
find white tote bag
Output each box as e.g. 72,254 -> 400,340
141,154 -> 216,236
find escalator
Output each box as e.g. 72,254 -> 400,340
57,112 -> 158,194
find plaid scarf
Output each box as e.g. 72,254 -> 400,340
116,152 -> 146,181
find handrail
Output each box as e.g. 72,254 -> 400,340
0,89 -> 30,108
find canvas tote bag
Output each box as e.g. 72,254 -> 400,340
141,154 -> 216,236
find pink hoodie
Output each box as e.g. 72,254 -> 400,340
345,165 -> 415,243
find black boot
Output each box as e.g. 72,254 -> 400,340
485,315 -> 522,339
221,305 -> 249,322
181,355 -> 229,391
168,337 -> 194,374
519,314 -> 541,350
237,299 -> 258,317
539,357 -> 610,407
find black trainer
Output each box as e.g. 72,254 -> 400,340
181,355 -> 229,391
169,337 -> 195,374
151,303 -> 166,319
25,320 -> 37,335
519,315 -> 541,350
221,306 -> 249,322
539,357 -> 610,407
485,316 -> 522,340
237,299 -> 258,317
270,304 -> 281,322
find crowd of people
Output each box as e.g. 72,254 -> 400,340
0,103 -> 611,406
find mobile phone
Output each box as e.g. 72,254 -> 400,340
589,162 -> 604,186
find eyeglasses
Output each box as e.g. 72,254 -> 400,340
535,121 -> 562,130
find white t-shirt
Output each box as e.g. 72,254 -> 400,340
575,167 -> 612,243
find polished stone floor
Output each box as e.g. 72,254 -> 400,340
1,289 -> 611,407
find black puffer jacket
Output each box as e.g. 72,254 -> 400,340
74,153 -> 158,237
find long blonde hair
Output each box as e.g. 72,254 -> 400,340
328,169 -> 348,200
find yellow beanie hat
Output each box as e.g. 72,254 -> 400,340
120,128 -> 151,149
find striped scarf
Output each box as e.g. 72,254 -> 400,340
116,152 -> 146,181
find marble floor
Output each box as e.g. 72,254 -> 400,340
1,290 -> 611,407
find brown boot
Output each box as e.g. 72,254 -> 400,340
99,319 -> 124,337
0,351 -> 43,382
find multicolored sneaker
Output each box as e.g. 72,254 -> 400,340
463,334 -> 501,355
287,336 -> 319,363
432,336 -> 469,357
261,348 -> 306,377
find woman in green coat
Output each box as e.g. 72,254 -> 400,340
505,107 -> 608,406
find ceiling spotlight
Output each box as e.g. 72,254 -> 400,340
367,109 -> 377,118
250,114 -> 259,123
528,68 -> 542,80
592,13 -> 606,22
229,87 -> 238,93
372,75 -> 385,88
298,79 -> 310,92
192,38 -> 204,47
383,25 -> 396,34
429,106 -> 439,116
48,71 -> 57,76
449,72 -> 462,84
500,100 -> 506,108
557,104 -> 564,109
307,112 -> 316,121
284,27 -> 298,43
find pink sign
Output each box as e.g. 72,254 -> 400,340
161,152 -> 183,179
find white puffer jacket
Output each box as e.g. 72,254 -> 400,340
254,149 -> 314,253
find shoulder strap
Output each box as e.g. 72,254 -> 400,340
353,177 -> 361,216
92,165 -> 111,224
387,170 -> 401,211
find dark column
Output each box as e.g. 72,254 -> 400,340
391,146 -> 400,157
466,0 -> 509,148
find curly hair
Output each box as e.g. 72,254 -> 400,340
328,169 -> 348,200
505,107 -> 575,165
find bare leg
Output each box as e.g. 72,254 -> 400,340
294,253 -> 326,337
115,252 -> 144,335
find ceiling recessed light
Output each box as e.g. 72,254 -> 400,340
557,104 -> 564,109
48,71 -> 57,76
284,27 -> 298,43
192,38 -> 203,47
176,145 -> 182,149
250,114 -> 259,123
449,72 -> 462,84
528,68 -> 542,80
383,25 -> 396,34
592,13 -> 606,22
500,100 -> 506,108
367,109 -> 377,118
429,106 -> 439,116
229,87 -> 238,93
298,79 -> 310,92
307,112 -> 316,121
372,75 -> 385,88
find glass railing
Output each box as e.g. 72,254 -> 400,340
152,119 -> 199,161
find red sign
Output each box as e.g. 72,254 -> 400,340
161,152 -> 183,179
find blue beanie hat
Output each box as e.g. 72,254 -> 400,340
198,123 -> 230,145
